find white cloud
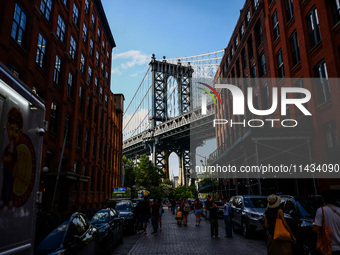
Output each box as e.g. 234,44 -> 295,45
112,50 -> 149,69
111,67 -> 122,75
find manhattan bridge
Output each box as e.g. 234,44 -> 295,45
122,50 -> 224,186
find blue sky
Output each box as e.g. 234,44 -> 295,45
101,0 -> 245,177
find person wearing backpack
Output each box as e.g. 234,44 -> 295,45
183,199 -> 191,227
217,197 -> 233,238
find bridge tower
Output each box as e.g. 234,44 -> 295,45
149,54 -> 194,185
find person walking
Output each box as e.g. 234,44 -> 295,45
182,199 -> 191,227
151,198 -> 160,234
264,194 -> 296,255
217,197 -> 233,238
158,198 -> 164,231
205,195 -> 212,221
193,198 -> 202,226
139,197 -> 150,234
210,200 -> 219,238
313,189 -> 340,255
170,199 -> 176,215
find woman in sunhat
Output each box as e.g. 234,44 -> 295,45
264,194 -> 296,255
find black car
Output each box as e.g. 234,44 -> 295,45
114,200 -> 137,234
91,208 -> 124,254
36,212 -> 100,255
229,195 -> 267,238
281,195 -> 324,255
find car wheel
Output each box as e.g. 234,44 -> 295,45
242,220 -> 249,238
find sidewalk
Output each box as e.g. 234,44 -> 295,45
125,208 -> 266,255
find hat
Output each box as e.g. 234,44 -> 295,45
267,194 -> 281,208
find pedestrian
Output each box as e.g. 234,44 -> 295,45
135,200 -> 144,233
193,198 -> 202,226
171,199 -> 176,215
210,200 -> 219,237
217,197 -> 233,238
313,189 -> 340,255
158,198 -> 164,231
151,198 -> 160,234
176,207 -> 183,226
139,196 -> 151,234
182,198 -> 191,227
205,195 -> 212,220
264,194 -> 296,255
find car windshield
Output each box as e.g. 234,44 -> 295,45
295,197 -> 323,218
244,198 -> 267,208
91,211 -> 109,224
115,201 -> 132,211
37,221 -> 67,251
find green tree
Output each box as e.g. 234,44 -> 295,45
135,155 -> 164,189
122,156 -> 136,189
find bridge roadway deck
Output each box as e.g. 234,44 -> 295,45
113,207 -> 266,255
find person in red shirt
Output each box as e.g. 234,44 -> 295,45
193,198 -> 202,226
151,199 -> 160,234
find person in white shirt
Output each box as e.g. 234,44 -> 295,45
313,190 -> 340,255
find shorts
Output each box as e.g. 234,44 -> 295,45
195,209 -> 201,215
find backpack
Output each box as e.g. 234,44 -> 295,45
183,203 -> 190,212
228,204 -> 234,218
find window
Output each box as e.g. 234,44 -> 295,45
272,10 -> 280,41
85,129 -> 89,152
64,113 -> 70,141
323,121 -> 339,149
96,51 -> 99,67
331,0 -> 340,24
88,66 -> 92,83
105,94 -> 108,108
67,72 -> 73,99
314,60 -> 330,104
40,0 -> 52,21
98,140 -> 101,161
54,55 -> 61,85
57,15 -> 66,43
239,25 -> 244,39
242,48 -> 247,69
76,123 -> 81,148
101,62 -> 104,76
79,86 -> 83,110
82,23 -> 87,42
306,6 -> 321,48
11,4 -> 27,46
100,86 -> 103,101
251,64 -> 256,86
276,49 -> 285,78
91,13 -> 95,29
284,0 -> 294,22
295,79 -> 307,114
255,21 -> 263,47
63,0 -> 67,7
94,105 -> 98,125
36,33 -> 47,68
87,95 -> 91,118
289,31 -> 300,66
247,35 -> 254,59
259,51 -> 266,77
85,0 -> 89,14
234,37 -> 238,49
100,112 -> 103,130
72,3 -> 79,25
94,77 -> 98,93
97,28 -> 101,42
106,72 -> 109,86
89,38 -> 94,55
80,53 -> 85,74
262,83 -> 269,109
50,101 -> 58,135
107,51 -> 110,65
92,134 -> 96,157
102,41 -> 105,53
230,47 -> 233,60
69,35 -> 77,59
246,10 -> 251,27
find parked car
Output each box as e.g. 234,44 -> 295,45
281,195 -> 324,255
229,195 -> 267,237
91,208 -> 124,254
132,198 -> 143,208
114,200 -> 137,234
36,212 -> 100,255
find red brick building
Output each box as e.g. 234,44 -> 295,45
212,0 -> 340,195
0,0 -> 124,211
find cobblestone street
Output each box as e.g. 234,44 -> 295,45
113,207 -> 267,255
